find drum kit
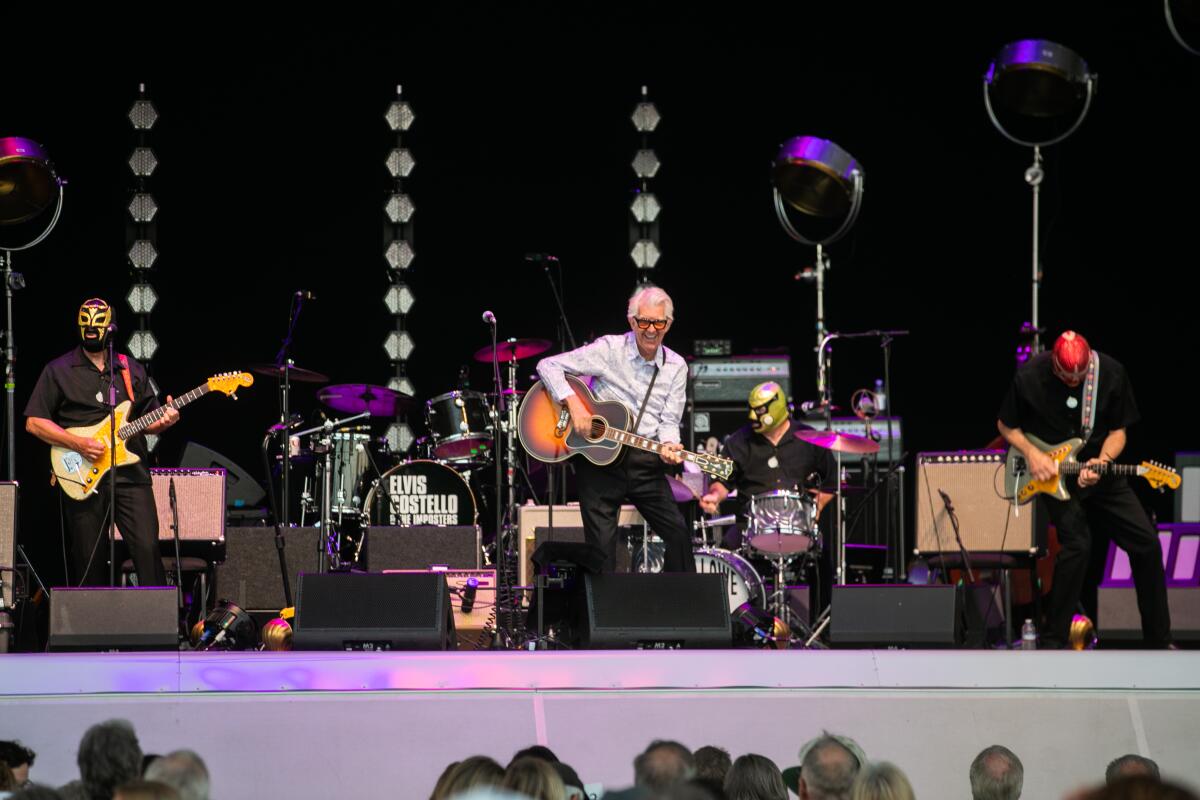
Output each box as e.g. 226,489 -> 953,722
251,337 -> 554,573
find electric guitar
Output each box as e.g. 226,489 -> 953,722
517,374 -> 734,480
1004,433 -> 1180,505
50,371 -> 254,500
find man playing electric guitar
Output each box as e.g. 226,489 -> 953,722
997,331 -> 1171,648
25,299 -> 180,587
534,286 -> 694,573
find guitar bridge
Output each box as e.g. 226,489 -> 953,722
555,407 -> 570,436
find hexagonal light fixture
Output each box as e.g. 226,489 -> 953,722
386,422 -> 415,454
384,331 -> 415,361
127,283 -> 158,314
631,239 -> 661,269
386,148 -> 416,178
385,100 -> 416,132
129,99 -> 159,130
630,193 -> 661,223
631,101 -> 661,132
387,376 -> 416,397
128,330 -> 158,360
384,284 -> 415,315
128,240 -> 158,270
385,240 -> 415,271
632,149 -> 661,179
129,147 -> 158,177
128,193 -> 158,223
385,193 -> 416,224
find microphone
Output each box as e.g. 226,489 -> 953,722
482,310 -> 496,325
461,577 -> 479,613
295,290 -> 317,300
524,253 -> 560,265
106,322 -> 119,334
938,489 -> 954,512
169,476 -> 177,506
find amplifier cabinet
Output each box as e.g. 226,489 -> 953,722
517,505 -> 644,585
915,451 -> 1038,554
116,468 -> 227,561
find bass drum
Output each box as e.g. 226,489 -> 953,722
363,459 -> 478,527
694,547 -> 765,611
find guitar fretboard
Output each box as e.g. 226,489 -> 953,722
118,384 -> 211,438
1059,461 -> 1141,478
602,426 -> 721,472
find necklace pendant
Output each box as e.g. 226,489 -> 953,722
1066,396 -> 1079,409
767,455 -> 779,469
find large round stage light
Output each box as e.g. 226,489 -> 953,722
0,137 -> 64,250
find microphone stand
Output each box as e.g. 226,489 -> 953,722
268,292 -> 307,608
169,477 -> 184,630
487,316 -> 507,647
541,256 -> 575,510
107,332 -> 119,587
939,490 -> 975,584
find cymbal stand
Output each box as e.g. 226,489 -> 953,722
296,411 -> 369,572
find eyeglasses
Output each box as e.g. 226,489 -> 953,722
634,317 -> 668,331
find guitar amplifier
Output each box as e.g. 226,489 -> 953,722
0,482 -> 16,617
517,505 -> 644,585
915,451 -> 1038,554
116,468 -> 226,561
689,356 -> 790,403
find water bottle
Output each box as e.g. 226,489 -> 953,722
1020,619 -> 1037,650
874,378 -> 887,413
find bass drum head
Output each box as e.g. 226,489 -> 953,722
693,547 -> 764,610
363,459 -> 477,527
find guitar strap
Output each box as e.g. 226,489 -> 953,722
116,354 -> 135,402
631,365 -> 660,436
1079,350 -> 1100,445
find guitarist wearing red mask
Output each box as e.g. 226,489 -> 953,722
24,298 -> 179,587
997,331 -> 1171,648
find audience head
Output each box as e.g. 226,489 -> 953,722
1107,756 -> 1162,785
502,756 -> 565,800
76,719 -> 144,800
783,732 -> 867,800
695,747 -> 733,784
142,751 -> 209,800
112,781 -> 180,800
433,756 -> 505,800
510,746 -> 560,766
8,787 -> 66,800
2,761 -> 18,792
849,762 -> 915,800
635,740 -> 696,792
1084,776 -> 1197,800
0,741 -> 36,788
969,745 -> 1023,800
723,753 -> 787,800
550,762 -> 585,800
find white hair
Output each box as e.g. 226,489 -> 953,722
627,285 -> 674,320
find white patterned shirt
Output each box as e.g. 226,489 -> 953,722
535,332 -> 687,443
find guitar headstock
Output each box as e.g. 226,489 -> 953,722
1140,461 -> 1182,492
208,371 -> 254,398
693,452 -> 734,481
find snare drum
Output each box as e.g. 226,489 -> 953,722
694,548 -> 765,610
746,490 -> 817,554
363,460 -> 478,527
425,390 -> 493,464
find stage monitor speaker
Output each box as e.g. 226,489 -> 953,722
0,482 -> 16,614
180,441 -> 267,509
581,572 -> 731,649
48,587 -> 178,651
1098,586 -> 1200,643
293,572 -> 455,651
915,451 -> 1038,554
362,526 -> 480,571
215,526 -> 321,612
830,584 -> 963,648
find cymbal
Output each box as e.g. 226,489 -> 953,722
474,338 -> 553,363
250,362 -> 329,384
793,428 -> 880,455
318,383 -> 416,416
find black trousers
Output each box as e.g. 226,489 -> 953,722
574,449 -> 694,573
1040,477 -> 1171,646
61,481 -> 166,587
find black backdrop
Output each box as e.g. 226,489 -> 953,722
6,6 -> 1199,584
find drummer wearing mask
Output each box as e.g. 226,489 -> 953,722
699,382 -> 836,529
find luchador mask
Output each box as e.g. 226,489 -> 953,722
748,381 -> 790,433
78,298 -> 113,353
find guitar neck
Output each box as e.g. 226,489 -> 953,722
603,427 -> 703,465
119,383 -> 210,438
1059,460 -> 1140,478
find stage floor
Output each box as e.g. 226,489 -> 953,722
3,650 -> 1199,799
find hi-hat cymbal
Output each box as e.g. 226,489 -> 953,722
250,362 -> 329,384
318,383 -> 416,416
474,338 -> 553,363
793,428 -> 880,455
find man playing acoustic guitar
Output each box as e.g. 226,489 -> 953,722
25,298 -> 179,587
997,330 -> 1171,648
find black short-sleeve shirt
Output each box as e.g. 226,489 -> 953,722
712,420 -> 838,521
997,351 -> 1139,462
24,346 -> 160,484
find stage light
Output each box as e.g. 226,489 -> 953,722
385,100 -> 415,131
128,240 -> 158,270
384,331 -> 414,361
631,149 -> 661,179
386,148 -> 415,178
128,193 -> 158,223
126,283 -> 158,314
387,377 -> 415,397
1167,0 -> 1200,54
386,422 -> 414,454
630,193 -> 661,224
630,239 -> 661,269
385,193 -> 415,224
984,39 -> 1096,148
128,98 -> 158,130
0,137 -> 62,230
128,330 -> 158,361
128,147 -> 157,177
772,136 -> 863,225
384,284 -> 415,315
631,101 -> 661,133
194,600 -> 257,651
385,239 -> 414,271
